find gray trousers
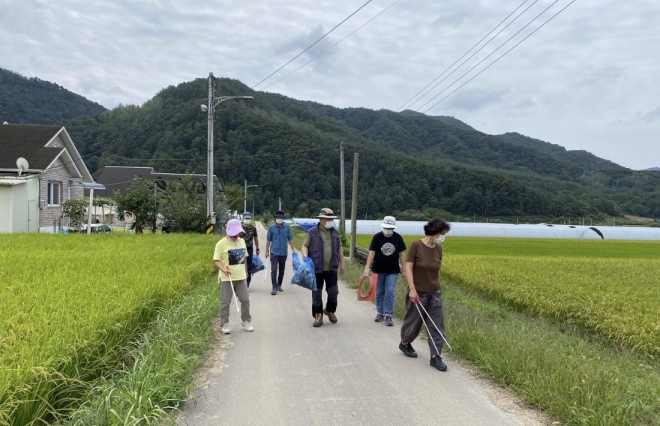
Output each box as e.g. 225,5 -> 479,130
220,279 -> 251,325
400,290 -> 445,357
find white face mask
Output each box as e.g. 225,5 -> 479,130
383,229 -> 393,237
276,219 -> 284,225
435,235 -> 446,245
243,219 -> 251,224
324,221 -> 334,229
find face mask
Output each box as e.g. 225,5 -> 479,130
324,221 -> 334,229
435,235 -> 446,245
276,219 -> 284,225
243,219 -> 251,224
383,229 -> 393,237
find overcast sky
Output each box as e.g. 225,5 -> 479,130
2,0 -> 659,169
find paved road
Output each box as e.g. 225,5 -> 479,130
178,225 -> 546,426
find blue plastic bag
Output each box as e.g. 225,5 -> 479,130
291,253 -> 317,291
250,255 -> 265,274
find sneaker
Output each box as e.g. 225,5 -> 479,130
430,355 -> 448,371
385,316 -> 394,327
221,323 -> 231,335
271,289 -> 277,295
323,309 -> 337,324
277,286 -> 284,292
374,314 -> 385,322
241,321 -> 254,332
399,342 -> 418,358
313,313 -> 323,327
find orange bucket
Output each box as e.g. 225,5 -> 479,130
357,274 -> 377,301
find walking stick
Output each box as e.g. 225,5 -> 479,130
228,275 -> 240,313
413,299 -> 452,352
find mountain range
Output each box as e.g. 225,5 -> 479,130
2,69 -> 659,221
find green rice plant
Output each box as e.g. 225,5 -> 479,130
356,235 -> 660,356
443,281 -> 660,426
0,234 -> 216,425
444,254 -> 660,356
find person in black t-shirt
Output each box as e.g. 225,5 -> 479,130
363,216 -> 407,326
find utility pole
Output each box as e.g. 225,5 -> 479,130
206,72 -> 215,230
279,197 -> 282,211
340,141 -> 345,232
350,153 -> 359,260
153,183 -> 158,233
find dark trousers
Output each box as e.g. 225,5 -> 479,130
312,271 -> 338,317
246,246 -> 253,286
270,255 -> 287,290
400,290 -> 446,357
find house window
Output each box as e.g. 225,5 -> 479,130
48,182 -> 61,206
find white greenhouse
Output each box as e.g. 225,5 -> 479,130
292,219 -> 660,240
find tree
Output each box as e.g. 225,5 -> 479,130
61,199 -> 88,229
222,183 -> 243,214
161,175 -> 206,233
114,178 -> 154,234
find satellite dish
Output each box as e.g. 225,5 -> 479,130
16,157 -> 29,176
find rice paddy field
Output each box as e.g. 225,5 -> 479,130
356,236 -> 660,356
356,234 -> 660,424
0,233 -> 214,425
2,232 -> 659,425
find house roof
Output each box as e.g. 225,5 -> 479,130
94,166 -> 220,198
0,124 -> 63,170
0,124 -> 94,182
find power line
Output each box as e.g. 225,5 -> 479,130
422,0 -> 577,114
396,0 -> 537,112
414,0 -> 562,112
251,0 -> 374,90
261,0 -> 403,91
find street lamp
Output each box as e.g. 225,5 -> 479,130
201,72 -> 253,230
244,179 -> 258,214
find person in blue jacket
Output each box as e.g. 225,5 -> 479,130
265,210 -> 297,295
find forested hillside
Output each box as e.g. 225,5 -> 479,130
59,77 -> 660,221
0,68 -> 106,125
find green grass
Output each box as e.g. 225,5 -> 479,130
61,277 -> 220,425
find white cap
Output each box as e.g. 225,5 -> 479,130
381,216 -> 396,229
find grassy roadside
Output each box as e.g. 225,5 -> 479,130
341,258 -> 659,425
59,277 -> 220,425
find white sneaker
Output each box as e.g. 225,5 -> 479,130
242,321 -> 254,332
221,323 -> 231,334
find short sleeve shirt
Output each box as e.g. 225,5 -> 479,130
406,240 -> 442,292
242,223 -> 257,247
303,226 -> 333,271
369,231 -> 407,274
213,237 -> 247,282
267,223 -> 293,256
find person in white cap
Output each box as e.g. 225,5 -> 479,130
214,218 -> 253,334
301,208 -> 345,327
364,216 -> 407,326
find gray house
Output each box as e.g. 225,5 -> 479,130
0,124 -> 95,233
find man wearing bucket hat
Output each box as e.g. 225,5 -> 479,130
364,216 -> 407,327
265,211 -> 297,295
301,208 -> 345,327
214,219 -> 252,334
241,212 -> 260,288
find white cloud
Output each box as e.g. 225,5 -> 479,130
1,0 -> 659,169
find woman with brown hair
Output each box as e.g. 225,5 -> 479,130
398,218 -> 451,371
